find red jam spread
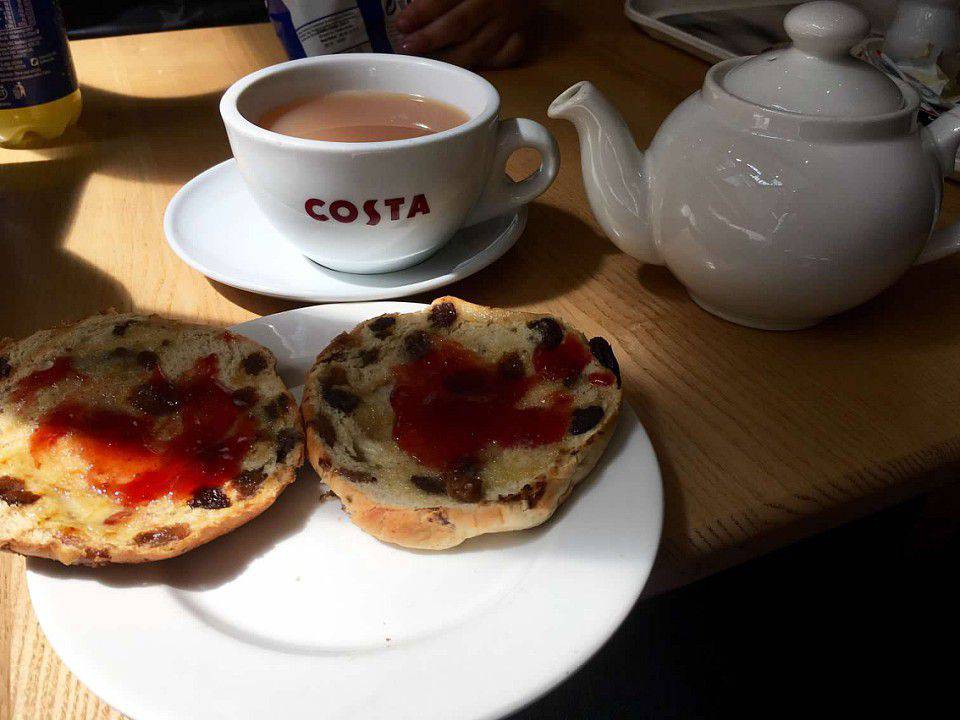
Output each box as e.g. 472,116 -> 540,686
532,333 -> 592,384
11,356 -> 87,402
30,355 -> 256,506
391,338 -> 576,470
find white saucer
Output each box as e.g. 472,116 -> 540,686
27,303 -> 663,720
164,160 -> 527,302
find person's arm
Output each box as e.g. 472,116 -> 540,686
395,0 -> 538,68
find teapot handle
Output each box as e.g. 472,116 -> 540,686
916,111 -> 960,265
915,222 -> 960,266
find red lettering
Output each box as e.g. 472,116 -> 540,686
407,194 -> 430,219
384,197 -> 405,221
363,199 -> 381,226
330,200 -> 359,223
305,199 -> 328,221
306,196 -> 429,223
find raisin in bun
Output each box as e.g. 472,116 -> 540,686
301,297 -> 622,550
0,314 -> 303,565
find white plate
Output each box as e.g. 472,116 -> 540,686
26,302 -> 663,720
164,160 -> 527,302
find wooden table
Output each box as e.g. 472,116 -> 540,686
3,2 -> 960,717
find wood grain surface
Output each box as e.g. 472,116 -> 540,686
3,2 -> 960,718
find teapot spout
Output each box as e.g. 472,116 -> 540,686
926,108 -> 960,176
548,82 -> 660,265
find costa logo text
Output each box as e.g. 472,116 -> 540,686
304,194 -> 431,225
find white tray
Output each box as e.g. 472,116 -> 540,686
624,0 -> 892,62
624,0 -> 799,61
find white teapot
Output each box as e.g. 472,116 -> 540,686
549,1 -> 960,329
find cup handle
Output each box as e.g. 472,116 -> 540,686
463,118 -> 560,227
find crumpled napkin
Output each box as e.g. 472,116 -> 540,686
854,37 -> 959,119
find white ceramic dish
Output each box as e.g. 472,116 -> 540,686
26,302 -> 664,720
221,54 -> 558,273
164,160 -> 527,303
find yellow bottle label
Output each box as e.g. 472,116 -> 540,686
0,86 -> 80,146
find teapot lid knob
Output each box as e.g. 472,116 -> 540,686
784,0 -> 870,57
721,0 -> 904,117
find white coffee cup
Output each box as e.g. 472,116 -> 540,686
220,54 -> 559,274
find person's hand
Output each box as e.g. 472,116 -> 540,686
395,0 -> 538,69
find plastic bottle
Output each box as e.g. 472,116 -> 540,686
267,0 -> 410,59
0,0 -> 81,148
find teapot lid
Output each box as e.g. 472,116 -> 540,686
721,1 -> 904,117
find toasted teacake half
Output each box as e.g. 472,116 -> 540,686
301,297 -> 622,550
0,313 -> 303,565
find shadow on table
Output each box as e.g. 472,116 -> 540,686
1,82 -> 230,335
0,155 -> 133,337
634,263 -> 686,304
208,279 -> 308,317
30,83 -> 230,183
409,203 -> 615,306
820,255 -> 960,351
634,252 -> 960,352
